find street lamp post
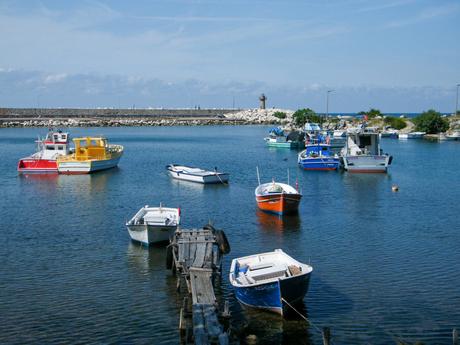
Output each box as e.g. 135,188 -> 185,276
326,89 -> 334,121
456,84 -> 460,116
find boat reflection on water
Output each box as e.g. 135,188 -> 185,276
233,302 -> 313,344
19,168 -> 119,196
256,209 -> 301,233
126,241 -> 167,275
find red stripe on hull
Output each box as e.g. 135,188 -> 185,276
256,193 -> 302,214
17,159 -> 57,173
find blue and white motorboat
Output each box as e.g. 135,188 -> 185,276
298,142 -> 339,171
229,249 -> 313,316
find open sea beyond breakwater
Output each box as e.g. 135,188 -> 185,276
1,125 -> 459,344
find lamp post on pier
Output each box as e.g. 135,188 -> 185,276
325,89 -> 334,123
456,84 -> 460,116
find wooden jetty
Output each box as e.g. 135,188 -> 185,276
167,224 -> 231,345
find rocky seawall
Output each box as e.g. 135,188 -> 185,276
0,108 -> 292,127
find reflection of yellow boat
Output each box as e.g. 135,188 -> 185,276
57,137 -> 123,174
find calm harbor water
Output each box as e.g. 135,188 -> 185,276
1,126 -> 459,344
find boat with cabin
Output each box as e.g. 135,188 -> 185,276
166,164 -> 229,184
56,137 -> 123,174
298,141 -> 339,171
255,169 -> 302,215
229,249 -> 313,316
340,125 -> 392,173
18,130 -> 70,173
126,204 -> 180,245
264,127 -> 303,148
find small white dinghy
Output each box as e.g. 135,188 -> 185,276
166,164 -> 229,184
126,204 -> 180,245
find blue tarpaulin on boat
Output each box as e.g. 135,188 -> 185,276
269,127 -> 284,136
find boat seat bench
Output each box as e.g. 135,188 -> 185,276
247,264 -> 288,282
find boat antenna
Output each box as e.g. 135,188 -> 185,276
287,168 -> 290,185
256,166 -> 261,186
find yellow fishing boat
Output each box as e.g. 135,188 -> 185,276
57,137 -> 123,174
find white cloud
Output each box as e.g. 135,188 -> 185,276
385,3 -> 460,28
44,73 -> 68,84
0,68 -> 456,112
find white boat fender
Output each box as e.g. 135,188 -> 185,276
392,184 -> 399,192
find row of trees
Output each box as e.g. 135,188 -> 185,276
290,107 -> 450,134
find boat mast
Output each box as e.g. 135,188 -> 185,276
287,168 -> 290,185
256,166 -> 261,186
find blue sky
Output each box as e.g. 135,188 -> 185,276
0,0 -> 459,112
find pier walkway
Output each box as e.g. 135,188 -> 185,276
168,225 -> 230,345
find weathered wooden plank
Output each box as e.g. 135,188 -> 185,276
190,268 -> 215,305
178,241 -> 186,263
193,243 -> 206,268
203,242 -> 213,269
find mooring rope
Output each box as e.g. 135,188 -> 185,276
215,170 -> 226,185
281,298 -> 323,335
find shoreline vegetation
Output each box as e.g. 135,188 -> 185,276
0,107 -> 459,135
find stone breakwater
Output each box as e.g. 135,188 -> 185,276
0,108 -> 293,128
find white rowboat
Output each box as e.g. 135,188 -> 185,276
166,164 -> 229,184
126,205 -> 180,245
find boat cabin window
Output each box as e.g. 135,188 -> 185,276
57,145 -> 64,150
61,135 -> 66,140
322,147 -> 328,151
53,135 -> 58,141
358,135 -> 371,148
46,145 -> 55,150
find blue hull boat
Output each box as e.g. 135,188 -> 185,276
298,144 -> 339,171
229,249 -> 313,315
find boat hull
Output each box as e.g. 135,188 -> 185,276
266,141 -> 299,149
234,272 -> 311,315
168,170 -> 229,184
58,156 -> 121,174
342,155 -> 390,173
256,193 -> 301,215
298,157 -> 339,171
17,159 -> 58,173
127,224 -> 176,245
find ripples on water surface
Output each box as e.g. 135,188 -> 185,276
0,126 -> 459,344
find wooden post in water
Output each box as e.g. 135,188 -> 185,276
453,328 -> 458,345
322,327 -> 331,345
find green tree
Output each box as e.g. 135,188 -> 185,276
413,109 -> 449,134
273,111 -> 286,119
383,116 -> 407,130
292,108 -> 320,127
359,108 -> 382,119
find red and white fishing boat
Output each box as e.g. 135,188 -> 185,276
255,168 -> 302,215
17,130 -> 70,173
